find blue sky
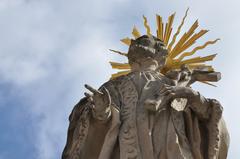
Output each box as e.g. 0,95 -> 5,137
0,0 -> 239,159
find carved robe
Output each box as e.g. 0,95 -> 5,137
62,71 -> 229,159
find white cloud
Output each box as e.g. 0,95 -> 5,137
0,0 -> 22,9
0,1 -> 127,158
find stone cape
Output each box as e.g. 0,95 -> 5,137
62,71 -> 229,159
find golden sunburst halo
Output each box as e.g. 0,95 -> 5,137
109,8 -> 219,83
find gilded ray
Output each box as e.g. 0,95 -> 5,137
169,20 -> 199,58
163,13 -> 175,45
188,63 -> 207,67
109,49 -> 128,57
168,8 -> 189,51
176,30 -> 208,55
188,64 -> 214,71
111,10 -> 219,86
165,28 -> 173,46
110,62 -> 131,69
163,23 -> 168,44
156,14 -> 164,41
120,37 -> 131,46
177,39 -> 220,61
178,54 -> 217,65
132,26 -> 141,39
143,15 -> 151,35
167,54 -> 216,69
164,62 -> 214,72
111,70 -> 131,79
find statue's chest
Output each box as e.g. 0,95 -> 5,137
116,72 -> 172,119
131,72 -> 173,101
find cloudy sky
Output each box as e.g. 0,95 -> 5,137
0,0 -> 239,159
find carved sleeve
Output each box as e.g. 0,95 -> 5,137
187,91 -> 212,120
92,81 -> 121,121
91,103 -> 112,121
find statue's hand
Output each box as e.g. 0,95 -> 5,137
84,84 -> 111,119
161,85 -> 198,101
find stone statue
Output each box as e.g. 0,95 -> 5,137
62,35 -> 229,159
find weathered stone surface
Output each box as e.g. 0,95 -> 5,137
62,35 -> 229,159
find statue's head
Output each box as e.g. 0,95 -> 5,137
127,35 -> 168,71
109,13 -> 219,83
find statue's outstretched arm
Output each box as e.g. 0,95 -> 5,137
84,84 -> 112,121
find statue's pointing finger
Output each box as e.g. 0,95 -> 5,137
84,84 -> 103,95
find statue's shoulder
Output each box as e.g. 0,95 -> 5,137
104,71 -> 175,86
101,74 -> 133,88
68,97 -> 89,122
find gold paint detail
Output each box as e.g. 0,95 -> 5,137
177,39 -> 220,61
109,9 -> 220,86
143,15 -> 151,35
156,14 -> 164,41
111,70 -> 131,79
188,64 -> 214,71
132,26 -> 141,39
169,20 -> 199,58
110,62 -> 131,70
168,8 -> 189,51
178,54 -> 217,65
176,30 -> 208,55
163,13 -> 175,46
120,37 -> 131,46
163,54 -> 216,73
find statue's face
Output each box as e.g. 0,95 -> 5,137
128,35 -> 168,69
